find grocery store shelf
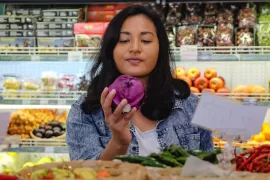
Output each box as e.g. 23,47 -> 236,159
0,105 -> 70,110
2,47 -> 270,61
4,0 -> 270,4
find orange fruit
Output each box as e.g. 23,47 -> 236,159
253,133 -> 266,142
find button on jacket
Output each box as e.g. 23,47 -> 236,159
66,93 -> 213,160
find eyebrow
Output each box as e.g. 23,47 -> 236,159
120,31 -> 155,36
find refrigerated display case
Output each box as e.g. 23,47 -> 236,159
0,0 -> 270,178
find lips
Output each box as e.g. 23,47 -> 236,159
126,57 -> 143,65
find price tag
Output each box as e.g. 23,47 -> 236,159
45,147 -> 54,153
68,51 -> 83,62
180,45 -> 198,61
0,112 -> 11,145
31,55 -> 40,61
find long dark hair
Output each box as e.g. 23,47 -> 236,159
82,5 -> 190,120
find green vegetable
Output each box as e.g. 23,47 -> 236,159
176,157 -> 188,164
150,153 -> 183,167
114,155 -> 155,164
164,144 -> 189,157
141,160 -> 167,168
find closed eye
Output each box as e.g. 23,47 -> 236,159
141,40 -> 151,44
119,40 -> 130,43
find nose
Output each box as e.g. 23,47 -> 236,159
129,39 -> 141,54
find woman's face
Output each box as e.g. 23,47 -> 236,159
113,14 -> 159,79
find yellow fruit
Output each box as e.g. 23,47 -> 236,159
253,133 -> 266,142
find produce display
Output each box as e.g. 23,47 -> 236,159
173,67 -> 230,94
197,26 -> 216,46
234,145 -> 270,173
257,24 -> 270,46
176,26 -> 196,46
114,145 -> 222,168
7,109 -> 67,138
31,120 -> 66,139
236,28 -> 254,46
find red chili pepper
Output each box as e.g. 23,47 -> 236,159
0,174 -> 17,180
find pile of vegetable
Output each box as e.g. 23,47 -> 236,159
234,145 -> 270,173
114,145 -> 222,168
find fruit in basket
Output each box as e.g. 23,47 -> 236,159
251,86 -> 267,94
32,121 -> 65,139
190,87 -> 200,93
209,77 -> 224,91
204,68 -> 217,80
232,85 -> 248,93
187,68 -> 201,81
173,67 -> 186,79
194,77 -> 209,91
252,133 -> 266,142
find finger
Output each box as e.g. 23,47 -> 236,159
123,107 -> 137,121
100,87 -> 109,105
103,89 -> 116,117
112,99 -> 128,120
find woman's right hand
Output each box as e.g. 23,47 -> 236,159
101,87 -> 137,147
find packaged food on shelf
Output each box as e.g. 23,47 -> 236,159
166,26 -> 176,47
146,3 -> 166,22
10,24 -> 35,30
37,37 -> 75,52
216,24 -> 234,46
58,74 -> 76,90
0,37 -> 35,51
5,8 -> 41,16
37,22 -> 73,30
182,13 -> 202,25
21,78 -> 39,98
165,3 -> 182,25
236,28 -> 254,46
203,15 -> 216,25
0,30 -> 35,37
176,26 -> 197,47
22,78 -> 39,90
204,3 -> 217,16
257,24 -> 270,46
0,16 -> 35,24
87,4 -> 116,22
2,75 -> 20,90
197,26 -> 216,47
75,34 -> 102,47
37,17 -> 78,23
74,22 -> 106,35
42,9 -> 82,17
259,3 -> 270,23
185,3 -> 201,14
41,71 -> 57,87
202,3 -> 217,25
238,4 -> 257,28
36,29 -> 73,37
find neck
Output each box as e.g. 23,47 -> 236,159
137,76 -> 148,89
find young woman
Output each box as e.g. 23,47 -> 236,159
66,5 -> 213,161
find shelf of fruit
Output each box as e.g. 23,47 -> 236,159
1,46 -> 270,61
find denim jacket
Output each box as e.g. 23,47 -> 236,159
66,93 -> 213,160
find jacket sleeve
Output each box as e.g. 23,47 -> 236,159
183,93 -> 214,152
66,97 -> 104,160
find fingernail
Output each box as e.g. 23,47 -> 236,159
110,89 -> 116,94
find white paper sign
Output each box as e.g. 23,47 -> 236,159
68,51 -> 83,62
0,112 -> 11,145
191,93 -> 268,139
180,45 -> 198,61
